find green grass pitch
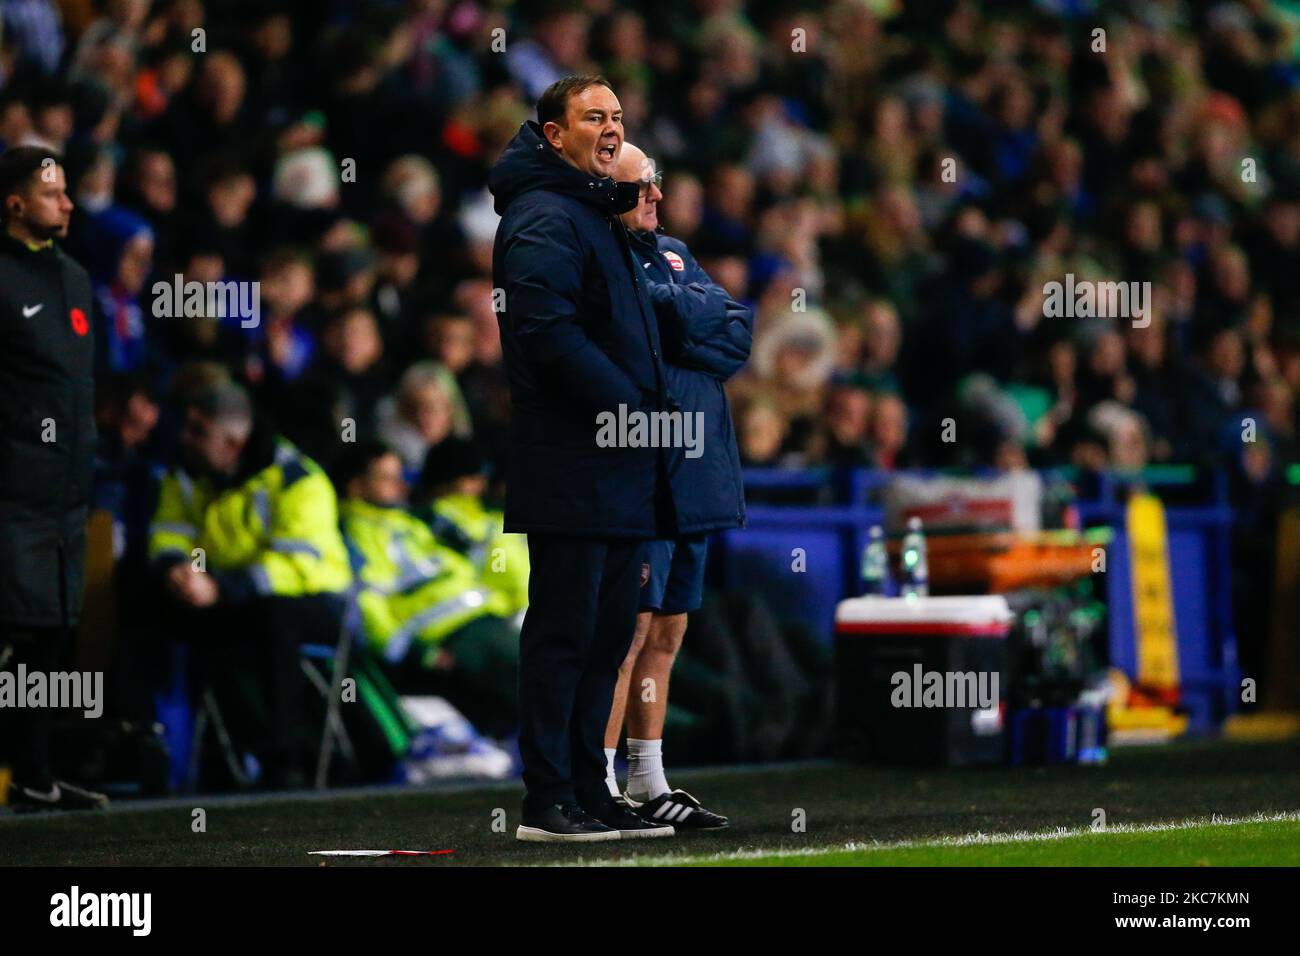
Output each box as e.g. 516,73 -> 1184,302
654,816 -> 1300,866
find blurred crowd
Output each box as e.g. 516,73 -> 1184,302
3,0 -> 1297,493
0,2 -> 1296,474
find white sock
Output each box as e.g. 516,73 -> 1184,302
604,747 -> 619,799
626,738 -> 669,800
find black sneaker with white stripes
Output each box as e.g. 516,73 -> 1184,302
625,789 -> 729,830
7,780 -> 109,813
588,799 -> 675,839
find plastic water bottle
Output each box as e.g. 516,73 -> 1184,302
901,516 -> 929,599
860,525 -> 889,595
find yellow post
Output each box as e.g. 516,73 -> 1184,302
1126,493 -> 1180,702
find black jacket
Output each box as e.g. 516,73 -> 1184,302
0,233 -> 97,628
489,121 -> 674,538
630,229 -> 752,534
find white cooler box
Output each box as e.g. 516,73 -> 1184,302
834,595 -> 1014,766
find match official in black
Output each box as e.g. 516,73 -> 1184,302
0,147 -> 106,811
490,76 -> 682,841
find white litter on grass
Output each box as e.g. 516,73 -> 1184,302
310,849 -> 454,857
549,809 -> 1300,867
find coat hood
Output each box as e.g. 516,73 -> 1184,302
489,120 -> 640,217
83,206 -> 154,285
752,307 -> 838,392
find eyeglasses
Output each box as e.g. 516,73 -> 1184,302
638,170 -> 664,196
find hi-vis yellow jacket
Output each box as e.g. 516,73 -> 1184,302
148,438 -> 352,600
427,493 -> 530,616
339,498 -> 501,664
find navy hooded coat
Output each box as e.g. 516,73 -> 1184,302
489,121 -> 674,538
630,229 -> 752,534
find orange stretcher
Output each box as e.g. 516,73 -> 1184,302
889,529 -> 1111,592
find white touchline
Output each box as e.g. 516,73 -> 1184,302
543,810 -> 1300,867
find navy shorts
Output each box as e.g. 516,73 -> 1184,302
639,536 -> 709,614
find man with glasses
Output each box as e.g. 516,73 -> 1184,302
602,143 -> 753,828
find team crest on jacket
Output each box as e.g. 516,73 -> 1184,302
70,307 -> 88,336
661,250 -> 685,272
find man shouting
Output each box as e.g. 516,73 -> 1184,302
490,76 -> 683,841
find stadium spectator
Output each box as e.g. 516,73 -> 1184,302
815,379 -> 875,468
147,379 -> 351,787
251,246 -> 317,386
277,304 -> 390,469
422,312 -> 475,375
739,300 -> 837,456
334,441 -> 519,737
737,397 -> 794,468
868,392 -> 911,471
92,372 -> 161,562
415,435 -> 530,620
448,277 -> 512,474
116,146 -> 180,273
376,359 -> 471,473
859,297 -> 903,389
1182,324 -> 1248,465
505,5 -> 592,101
86,206 -> 153,376
371,216 -> 429,351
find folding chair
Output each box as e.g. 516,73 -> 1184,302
186,685 -> 255,791
305,545 -> 368,788
302,592 -> 361,789
185,588 -> 360,793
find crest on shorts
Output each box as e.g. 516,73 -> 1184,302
640,562 -> 650,587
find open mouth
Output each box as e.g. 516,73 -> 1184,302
597,143 -> 617,162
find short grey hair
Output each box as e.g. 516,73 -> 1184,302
188,380 -> 253,435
